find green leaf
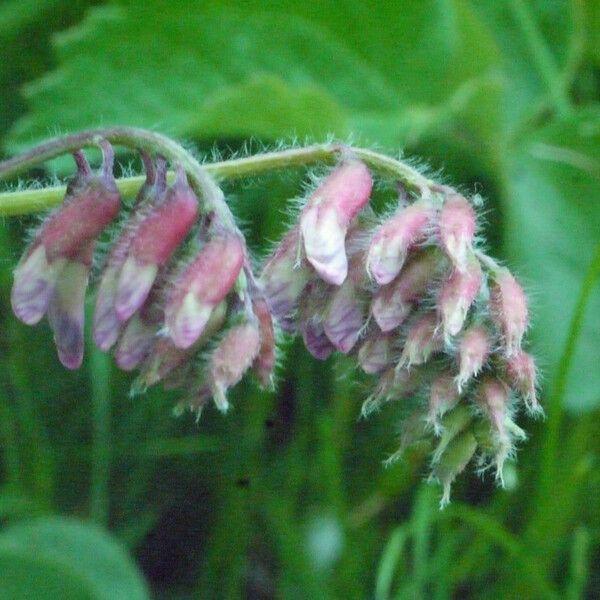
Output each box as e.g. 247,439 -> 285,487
504,107 -> 600,412
0,517 -> 150,600
7,1 -> 501,157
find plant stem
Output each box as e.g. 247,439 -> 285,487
507,0 -> 573,117
0,127 -> 434,216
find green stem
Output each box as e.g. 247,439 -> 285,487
507,0 -> 572,117
0,128 -> 434,216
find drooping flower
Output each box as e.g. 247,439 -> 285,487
490,268 -> 528,356
93,155 -> 167,350
366,198 -> 436,285
438,255 -> 483,340
300,159 -> 372,285
371,248 -> 444,332
439,193 -> 476,272
114,166 -> 198,322
164,233 -> 244,349
208,321 -> 261,412
456,325 -> 491,392
11,142 -> 121,368
260,227 -> 310,329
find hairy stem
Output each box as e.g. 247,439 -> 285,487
0,127 -> 433,216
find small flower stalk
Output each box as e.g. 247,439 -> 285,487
4,131 -> 540,503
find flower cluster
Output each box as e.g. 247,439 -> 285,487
9,140 -> 539,502
261,158 -> 539,505
11,141 -> 273,415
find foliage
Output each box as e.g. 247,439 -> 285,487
0,1 -> 599,598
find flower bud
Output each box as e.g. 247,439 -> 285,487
300,159 -> 372,285
298,280 -> 335,360
11,144 -> 120,328
165,234 -> 244,349
260,228 -> 310,328
505,350 -> 540,414
366,199 -> 435,285
431,404 -> 472,462
252,298 -> 276,387
114,167 -> 198,321
398,312 -> 443,368
456,325 -> 490,391
371,249 -> 443,332
438,256 -> 482,340
428,372 -> 460,432
439,194 -> 476,271
490,268 -> 528,356
477,377 -> 510,445
209,322 -> 261,412
358,334 -> 393,374
432,430 -> 478,508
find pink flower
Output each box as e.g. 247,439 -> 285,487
428,372 -> 460,432
209,322 -> 261,412
398,312 -> 443,368
371,248 -> 443,332
438,256 -> 482,339
456,325 -> 490,391
165,234 -> 244,349
490,268 -> 528,356
366,198 -> 436,285
11,143 -> 120,368
323,278 -> 366,353
439,194 -> 476,271
300,159 -> 372,285
114,166 -> 198,322
93,156 -> 167,351
260,227 -> 310,328
506,350 -> 540,414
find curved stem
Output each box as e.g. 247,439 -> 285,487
0,127 -> 434,216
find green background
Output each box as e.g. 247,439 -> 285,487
0,0 -> 599,597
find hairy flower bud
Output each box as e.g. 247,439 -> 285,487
371,248 -> 443,332
398,312 -> 443,368
260,227 -> 310,328
165,234 -> 244,349
209,322 -> 261,412
358,334 -> 393,374
439,194 -> 476,271
114,167 -> 198,321
438,256 -> 482,339
505,350 -> 540,414
477,377 -> 510,444
366,198 -> 435,285
428,372 -> 460,432
300,159 -> 372,285
456,325 -> 490,391
490,268 -> 528,356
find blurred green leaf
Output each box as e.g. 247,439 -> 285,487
0,517 -> 150,600
7,1 -> 500,155
504,106 -> 600,411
